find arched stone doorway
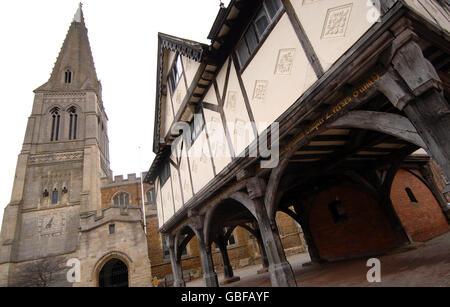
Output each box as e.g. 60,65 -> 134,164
98,258 -> 129,287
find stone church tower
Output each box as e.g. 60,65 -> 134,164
0,5 -> 151,287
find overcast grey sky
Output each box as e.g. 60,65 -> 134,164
0,0 -> 230,227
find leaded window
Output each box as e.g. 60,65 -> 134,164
236,0 -> 283,69
167,54 -> 183,96
189,107 -> 205,146
113,192 -> 130,207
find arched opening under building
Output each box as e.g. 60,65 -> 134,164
98,258 -> 129,287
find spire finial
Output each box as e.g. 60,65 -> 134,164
73,2 -> 83,23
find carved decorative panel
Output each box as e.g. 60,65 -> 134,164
275,49 -> 296,75
44,92 -> 87,104
321,4 -> 353,39
252,80 -> 269,103
28,151 -> 84,165
226,91 -> 237,110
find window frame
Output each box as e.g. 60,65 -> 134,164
160,162 -> 171,186
145,188 -> 157,209
64,69 -> 72,84
68,106 -> 78,140
188,105 -> 205,149
112,192 -> 131,207
167,54 -> 184,97
328,199 -> 349,224
51,189 -> 58,205
235,0 -> 284,71
405,187 -> 419,203
50,107 -> 61,142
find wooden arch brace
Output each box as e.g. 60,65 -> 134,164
328,111 -> 428,150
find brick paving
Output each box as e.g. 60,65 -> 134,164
186,231 -> 450,287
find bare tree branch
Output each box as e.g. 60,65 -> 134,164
10,257 -> 67,287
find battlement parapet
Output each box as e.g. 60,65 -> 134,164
100,171 -> 149,188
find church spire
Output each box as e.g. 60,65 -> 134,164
35,3 -> 100,96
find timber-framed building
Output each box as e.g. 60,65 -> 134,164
145,0 -> 450,287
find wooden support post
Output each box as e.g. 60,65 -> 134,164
189,215 -> 219,287
402,89 -> 450,182
420,164 -> 450,223
217,241 -> 234,279
251,193 -> 297,286
256,234 -> 269,271
216,237 -> 241,285
165,234 -> 185,287
289,203 -> 323,263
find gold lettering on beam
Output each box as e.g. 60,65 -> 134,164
281,71 -> 381,156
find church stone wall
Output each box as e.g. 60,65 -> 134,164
15,205 -> 80,262
77,207 -> 152,287
276,210 -> 307,255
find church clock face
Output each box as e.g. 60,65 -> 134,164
38,213 -> 66,237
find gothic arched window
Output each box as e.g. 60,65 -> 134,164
113,192 -> 130,207
50,107 -> 61,141
65,69 -> 72,84
68,107 -> 78,140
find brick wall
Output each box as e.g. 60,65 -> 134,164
101,181 -> 152,209
390,169 -> 449,242
309,185 -> 398,261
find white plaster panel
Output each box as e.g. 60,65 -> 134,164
179,148 -> 194,204
171,75 -> 187,116
215,57 -> 231,101
224,61 -> 256,156
187,130 -> 215,194
155,178 -> 164,228
166,50 -> 176,75
203,84 -> 219,106
161,178 -> 174,224
291,0 -> 379,71
203,108 -> 232,174
170,164 -> 183,212
242,13 -> 317,134
182,55 -> 201,88
162,96 -> 174,138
